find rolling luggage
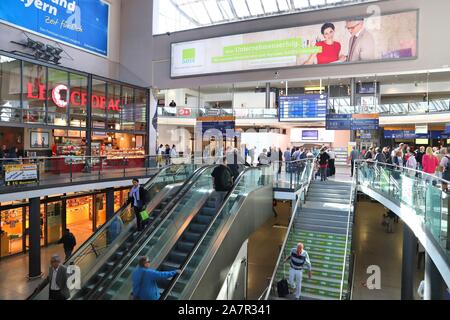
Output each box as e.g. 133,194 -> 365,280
277,278 -> 289,297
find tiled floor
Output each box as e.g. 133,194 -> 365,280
351,199 -> 423,300
0,243 -> 67,300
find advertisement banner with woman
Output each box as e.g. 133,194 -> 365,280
171,10 -> 418,77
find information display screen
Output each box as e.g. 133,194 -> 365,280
279,94 -> 327,121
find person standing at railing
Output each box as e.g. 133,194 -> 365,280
283,147 -> 291,173
415,146 -> 426,171
406,149 -> 417,177
422,147 -> 439,185
392,150 -> 404,180
248,147 -> 256,167
327,148 -> 336,177
440,148 -> 450,192
435,147 -> 446,180
382,147 -> 392,166
278,147 -> 283,174
348,146 -> 360,177
284,242 -> 312,300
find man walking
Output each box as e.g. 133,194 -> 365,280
284,243 -> 312,300
58,228 -> 76,261
40,254 -> 70,300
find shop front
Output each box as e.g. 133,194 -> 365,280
0,186 -> 131,258
0,51 -> 149,174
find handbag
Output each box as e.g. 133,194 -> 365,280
139,209 -> 149,221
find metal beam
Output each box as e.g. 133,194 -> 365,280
169,0 -> 201,26
201,0 -> 214,24
260,0 -> 266,14
226,0 -> 238,19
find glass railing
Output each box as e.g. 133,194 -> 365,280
161,165 -> 272,300
92,165 -> 217,299
28,163 -> 200,300
158,106 -> 278,119
0,155 -> 200,193
356,160 -> 450,265
272,159 -> 314,190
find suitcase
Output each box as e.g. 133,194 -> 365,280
277,278 -> 289,297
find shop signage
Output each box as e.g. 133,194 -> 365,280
27,82 -> 121,111
178,108 -> 192,116
0,0 -> 109,56
4,164 -> 38,185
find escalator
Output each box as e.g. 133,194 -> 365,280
72,164 -> 216,300
160,166 -> 272,300
28,163 -> 203,300
90,165 -> 272,300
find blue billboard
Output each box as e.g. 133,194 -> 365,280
0,0 -> 109,56
325,114 -> 352,130
279,94 -> 328,121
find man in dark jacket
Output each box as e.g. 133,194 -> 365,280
127,178 -> 148,231
58,229 -> 76,261
42,254 -> 70,300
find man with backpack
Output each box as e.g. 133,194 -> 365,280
58,229 -> 76,261
211,157 -> 234,209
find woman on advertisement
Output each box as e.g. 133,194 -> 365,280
302,23 -> 342,65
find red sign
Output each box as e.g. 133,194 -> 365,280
27,82 -> 121,111
178,108 -> 191,116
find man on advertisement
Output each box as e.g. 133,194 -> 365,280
341,18 -> 376,62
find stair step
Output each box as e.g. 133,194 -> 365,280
307,191 -> 349,198
299,208 -> 349,217
288,236 -> 347,248
297,230 -> 347,242
299,212 -> 348,222
295,217 -> 349,228
307,196 -> 350,204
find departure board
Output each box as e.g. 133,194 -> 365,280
278,94 -> 328,121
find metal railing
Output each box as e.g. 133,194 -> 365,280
264,159 -> 315,300
339,170 -> 357,300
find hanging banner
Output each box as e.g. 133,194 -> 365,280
0,0 -> 109,56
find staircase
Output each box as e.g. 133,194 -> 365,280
274,180 -> 353,300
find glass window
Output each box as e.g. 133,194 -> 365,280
47,68 -> 69,126
67,196 -> 93,246
69,73 -> 88,128
0,56 -> 21,123
91,79 -> 107,129
135,89 -> 147,132
22,61 -> 46,124
1,207 -> 24,256
121,86 -> 134,131
107,83 -> 121,130
46,201 -> 62,244
95,193 -> 106,229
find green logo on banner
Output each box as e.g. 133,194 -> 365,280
182,48 -> 196,64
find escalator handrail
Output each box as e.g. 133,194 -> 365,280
26,165 -> 182,300
263,160 -> 315,300
160,164 -> 271,300
89,164 -> 217,300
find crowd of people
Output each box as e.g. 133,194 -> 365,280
156,144 -> 179,166
350,143 -> 450,191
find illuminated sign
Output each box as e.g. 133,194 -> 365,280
27,82 -> 121,111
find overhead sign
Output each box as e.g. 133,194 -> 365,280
197,116 -> 236,136
326,113 -> 379,130
0,0 -> 109,56
171,10 -> 418,77
279,94 -> 328,121
4,164 -> 38,185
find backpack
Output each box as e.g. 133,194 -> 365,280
443,156 -> 450,181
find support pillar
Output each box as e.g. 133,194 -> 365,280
265,82 -> 270,109
28,197 -> 42,279
424,253 -> 444,300
350,77 -> 357,142
106,187 -> 115,221
401,224 -> 416,300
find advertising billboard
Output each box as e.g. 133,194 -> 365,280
171,10 -> 418,77
0,0 -> 109,56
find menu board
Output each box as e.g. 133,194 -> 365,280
279,94 -> 328,121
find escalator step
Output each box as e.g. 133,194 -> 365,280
183,231 -> 202,242
195,215 -> 213,225
169,250 -> 189,264
160,261 -> 181,271
177,241 -> 195,252
201,207 -> 216,216
189,223 -> 207,233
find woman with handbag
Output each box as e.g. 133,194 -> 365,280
127,178 -> 148,231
